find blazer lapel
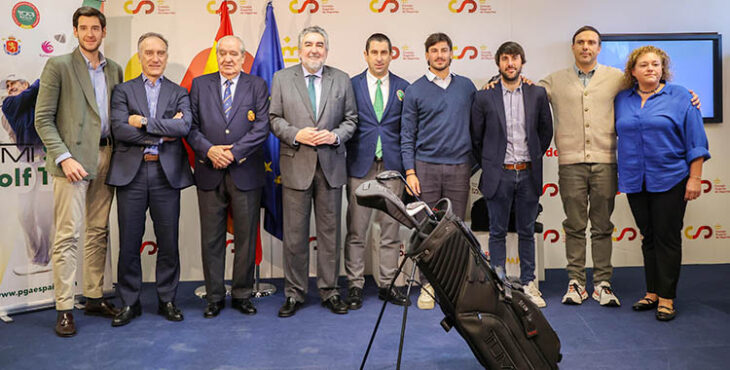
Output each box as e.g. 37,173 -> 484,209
382,74 -> 398,117
293,65 -> 316,123
132,76 -> 151,118
71,48 -> 100,117
227,75 -> 249,125
492,82 -> 507,136
155,78 -> 173,119
317,67 -> 333,125
521,84 -> 533,140
358,72 -> 377,118
207,75 -> 227,121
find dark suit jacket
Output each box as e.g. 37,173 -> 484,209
187,72 -> 270,191
269,64 -> 357,190
347,70 -> 410,178
106,75 -> 194,189
470,81 -> 553,199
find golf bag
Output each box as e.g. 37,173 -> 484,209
408,198 -> 561,369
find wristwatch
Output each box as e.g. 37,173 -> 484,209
140,117 -> 148,128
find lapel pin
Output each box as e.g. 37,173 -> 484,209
396,89 -> 405,101
247,110 -> 255,122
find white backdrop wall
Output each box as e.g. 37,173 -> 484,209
3,1 -> 729,286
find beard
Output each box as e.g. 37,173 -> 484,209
428,57 -> 452,72
79,40 -> 101,54
500,67 -> 522,83
302,57 -> 325,73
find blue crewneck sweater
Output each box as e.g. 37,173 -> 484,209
400,74 -> 476,170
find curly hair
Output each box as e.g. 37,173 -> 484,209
622,45 -> 672,90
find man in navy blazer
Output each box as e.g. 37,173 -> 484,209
344,33 -> 410,310
187,35 -> 270,318
470,42 -> 552,308
107,33 -> 193,326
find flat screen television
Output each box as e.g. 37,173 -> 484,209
597,33 -> 723,123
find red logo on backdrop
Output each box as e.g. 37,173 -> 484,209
309,236 -> 318,251
612,227 -> 637,242
545,147 -> 559,157
124,0 -> 155,14
290,0 -> 319,13
453,46 -> 478,60
3,36 -> 21,55
684,226 -> 713,240
207,1 -> 237,14
140,241 -> 158,255
391,46 -> 400,59
226,239 -> 235,252
370,0 -> 399,13
448,0 -> 477,13
41,40 -> 53,54
543,229 -> 560,243
702,179 -> 712,193
542,183 -> 559,197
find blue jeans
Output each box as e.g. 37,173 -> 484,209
487,168 -> 539,284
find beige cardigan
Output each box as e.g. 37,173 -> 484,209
539,64 -> 623,165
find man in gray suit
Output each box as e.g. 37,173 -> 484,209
106,32 -> 193,326
34,7 -> 123,337
270,25 -> 357,317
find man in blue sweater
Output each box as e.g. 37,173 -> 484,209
401,32 -> 476,309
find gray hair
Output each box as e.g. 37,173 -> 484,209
298,26 -> 329,50
137,32 -> 168,52
217,35 -> 246,54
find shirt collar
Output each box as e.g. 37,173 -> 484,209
302,64 -> 323,78
80,50 -> 107,70
141,74 -> 164,86
219,72 -> 241,87
501,80 -> 523,95
573,63 -> 598,77
366,70 -> 389,85
425,69 -> 454,82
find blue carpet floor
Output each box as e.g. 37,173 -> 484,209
2,265 -> 730,369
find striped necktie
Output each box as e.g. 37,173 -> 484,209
223,79 -> 232,120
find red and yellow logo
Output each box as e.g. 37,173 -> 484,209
12,2 -> 40,29
370,0 -> 399,13
684,225 -> 713,240
290,0 -> 319,13
124,0 -> 155,14
448,0 -> 477,13
452,45 -> 478,60
207,0 -> 237,14
612,227 -> 638,242
3,36 -> 21,56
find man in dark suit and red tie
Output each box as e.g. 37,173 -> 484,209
344,33 -> 410,310
470,41 -> 553,308
187,35 -> 271,318
107,32 -> 193,326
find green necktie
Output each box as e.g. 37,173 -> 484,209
374,79 -> 383,159
308,74 -> 317,121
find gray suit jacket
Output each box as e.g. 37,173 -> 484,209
35,47 -> 123,179
270,64 -> 357,190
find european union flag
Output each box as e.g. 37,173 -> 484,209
251,1 -> 284,240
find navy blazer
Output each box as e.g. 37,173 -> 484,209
107,75 -> 194,189
187,72 -> 270,191
470,82 -> 553,199
346,70 -> 410,178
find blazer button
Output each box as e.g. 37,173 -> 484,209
225,129 -> 230,134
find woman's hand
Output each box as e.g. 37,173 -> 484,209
685,177 -> 702,201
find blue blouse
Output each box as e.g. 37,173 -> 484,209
614,84 -> 710,193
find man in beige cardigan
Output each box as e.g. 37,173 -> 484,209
35,7 -> 123,337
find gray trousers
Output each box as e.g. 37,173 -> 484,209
282,165 -> 342,302
415,160 -> 471,282
345,160 -> 404,289
198,172 -> 261,303
558,163 -> 617,286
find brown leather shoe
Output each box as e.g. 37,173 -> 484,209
84,298 -> 119,318
55,312 -> 76,337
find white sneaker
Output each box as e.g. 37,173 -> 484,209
13,264 -> 52,276
593,281 -> 621,307
561,279 -> 588,305
523,280 -> 546,308
417,283 -> 435,310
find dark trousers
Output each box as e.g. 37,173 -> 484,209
197,172 -> 262,303
116,161 -> 180,305
487,168 -> 539,285
627,178 -> 688,299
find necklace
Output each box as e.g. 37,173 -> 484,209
637,85 -> 660,94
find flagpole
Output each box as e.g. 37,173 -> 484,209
252,221 -> 277,297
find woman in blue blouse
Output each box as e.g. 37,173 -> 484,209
614,46 -> 710,321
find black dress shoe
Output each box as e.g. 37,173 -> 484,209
379,287 -> 411,307
55,312 -> 76,337
231,298 -> 257,315
346,287 -> 363,310
278,297 -> 302,318
84,298 -> 120,318
656,305 -> 677,321
158,301 -> 184,322
203,300 -> 224,318
632,297 -> 658,311
112,302 -> 142,327
322,295 -> 348,314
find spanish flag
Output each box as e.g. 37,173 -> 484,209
180,2 -> 234,90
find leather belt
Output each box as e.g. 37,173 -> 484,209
143,154 -> 159,162
374,156 -> 383,162
99,137 -> 112,147
503,162 -> 531,171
